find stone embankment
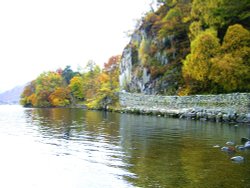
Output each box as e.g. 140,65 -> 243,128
119,92 -> 250,123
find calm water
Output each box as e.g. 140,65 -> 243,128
0,105 -> 250,188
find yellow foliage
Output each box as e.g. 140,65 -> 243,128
209,24 -> 250,92
183,29 -> 220,82
69,76 -> 84,99
98,73 -> 109,83
210,54 -> 249,92
49,87 -> 70,107
188,21 -> 202,41
222,24 -> 250,53
28,93 -> 38,106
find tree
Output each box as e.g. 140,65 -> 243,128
62,65 -> 78,84
191,0 -> 221,28
49,87 -> 70,107
99,55 -> 121,109
82,61 -> 101,100
32,71 -> 63,107
209,24 -> 250,92
103,55 -> 121,90
85,56 -> 121,110
182,29 -> 220,93
69,75 -> 84,100
210,54 -> 249,92
190,0 -> 250,39
20,81 -> 36,107
157,1 -> 191,39
222,24 -> 250,53
210,0 -> 250,28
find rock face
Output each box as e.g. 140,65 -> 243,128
119,92 -> 250,123
119,3 -> 190,95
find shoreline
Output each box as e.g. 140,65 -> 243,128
116,107 -> 250,124
118,92 -> 250,124
18,92 -> 250,124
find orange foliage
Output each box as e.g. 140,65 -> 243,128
49,87 -> 70,107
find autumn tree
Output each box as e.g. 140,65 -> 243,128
20,81 -> 36,107
20,71 -> 65,107
68,75 -> 84,100
97,55 -> 121,109
62,65 -> 79,84
103,55 -> 121,90
82,60 -> 101,102
209,24 -> 250,92
182,29 -> 220,94
34,71 -> 64,107
191,0 -> 250,39
49,87 -> 70,107
156,1 -> 191,39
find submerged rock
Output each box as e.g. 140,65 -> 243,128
241,137 -> 249,143
221,146 -> 236,152
213,145 -> 220,148
236,145 -> 245,151
244,141 -> 250,148
231,156 -> 244,162
226,141 -> 235,146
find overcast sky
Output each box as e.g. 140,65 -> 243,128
0,0 -> 154,92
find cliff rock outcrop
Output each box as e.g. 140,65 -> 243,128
119,1 -> 191,95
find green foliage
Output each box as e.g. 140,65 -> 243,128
211,0 -> 250,28
138,38 -> 150,65
191,0 -> 221,28
157,3 -> 190,39
82,61 -> 101,100
188,21 -> 202,41
191,0 -> 250,31
163,7 -> 181,22
62,65 -> 79,84
69,76 -> 84,100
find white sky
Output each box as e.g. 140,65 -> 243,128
0,0 -> 153,92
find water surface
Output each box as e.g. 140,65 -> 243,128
0,105 -> 249,187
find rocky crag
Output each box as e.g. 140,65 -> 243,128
119,1 -> 190,95
119,0 -> 250,95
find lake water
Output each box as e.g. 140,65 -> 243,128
0,105 -> 250,188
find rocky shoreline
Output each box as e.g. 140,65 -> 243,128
118,92 -> 250,123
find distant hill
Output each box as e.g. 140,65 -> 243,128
0,85 -> 25,104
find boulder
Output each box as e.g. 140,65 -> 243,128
241,137 -> 249,143
231,156 -> 244,162
244,141 -> 250,148
226,141 -> 235,146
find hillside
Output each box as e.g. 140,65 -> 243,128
0,85 -> 25,104
19,0 -> 250,109
119,0 -> 250,95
